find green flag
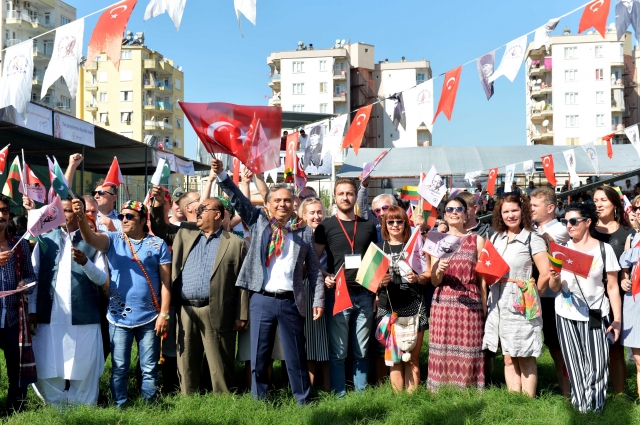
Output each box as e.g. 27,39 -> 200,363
52,157 -> 70,199
151,158 -> 171,186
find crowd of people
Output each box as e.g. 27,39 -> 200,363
1,153 -> 640,415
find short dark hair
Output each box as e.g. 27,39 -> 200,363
564,202 -> 598,230
380,206 -> 411,242
456,191 -> 475,208
334,178 -> 357,194
95,178 -> 118,196
492,194 -> 534,233
64,194 -> 85,209
0,194 -> 10,209
266,183 -> 294,203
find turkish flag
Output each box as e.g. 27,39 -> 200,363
549,242 -> 594,279
578,0 -> 610,38
0,145 -> 9,175
284,132 -> 299,183
487,168 -> 498,196
476,239 -> 510,286
86,0 -> 138,70
632,259 -> 640,301
19,163 -> 46,203
294,156 -> 307,191
104,157 -> 124,187
333,266 -> 353,315
601,132 -> 615,159
433,66 -> 462,124
541,154 -> 557,187
232,157 -> 241,186
180,102 -> 282,174
341,104 -> 373,155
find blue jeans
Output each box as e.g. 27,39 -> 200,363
325,290 -> 375,397
109,321 -> 159,406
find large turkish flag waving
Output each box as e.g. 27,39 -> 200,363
86,0 -> 138,70
578,0 -> 610,38
341,104 -> 373,155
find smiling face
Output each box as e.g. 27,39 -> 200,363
501,201 -> 522,231
445,199 -> 467,227
302,201 -> 324,230
120,208 -> 145,237
268,188 -> 294,223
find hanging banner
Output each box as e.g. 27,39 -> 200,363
53,112 -> 95,147
303,119 -> 331,175
504,163 -> 516,189
151,149 -> 177,171
0,41 -> 33,122
489,35 -> 527,83
0,103 -> 52,136
563,149 -> 580,187
523,160 -> 534,180
404,79 -> 434,133
323,114 -> 348,159
581,142 -> 600,176
175,157 -> 195,176
624,123 -> 640,158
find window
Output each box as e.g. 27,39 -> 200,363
564,47 -> 577,59
60,96 -> 71,110
612,115 -> 621,126
566,115 -> 579,127
120,70 -> 133,81
417,131 -> 428,142
99,112 -> 108,123
292,105 -> 304,112
319,82 -> 328,93
120,112 -> 132,122
120,50 -> 132,60
565,70 -> 577,82
60,16 -> 71,25
334,84 -> 345,95
293,83 -> 304,94
120,91 -> 133,102
175,79 -> 181,90
175,137 -> 182,148
320,103 -> 328,113
596,114 -> 605,126
292,61 -> 304,73
416,73 -> 426,85
595,45 -> 603,57
566,138 -> 580,146
335,104 -> 346,114
565,92 -> 578,104
596,91 -> 604,103
120,132 -> 133,139
319,60 -> 327,71
595,68 -> 604,80
98,72 -> 108,82
176,117 -> 182,129
99,92 -> 108,102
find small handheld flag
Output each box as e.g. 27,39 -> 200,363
548,252 -> 563,273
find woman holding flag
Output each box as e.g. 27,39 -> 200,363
427,197 -> 486,390
549,203 -> 621,413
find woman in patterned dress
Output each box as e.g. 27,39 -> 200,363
427,197 -> 487,390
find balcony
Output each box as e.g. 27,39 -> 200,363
540,84 -> 552,94
5,11 -> 27,25
85,102 -> 98,112
55,102 -> 71,112
143,79 -> 172,92
159,60 -> 174,74
611,78 -> 624,89
32,73 -> 44,86
85,61 -> 98,71
85,81 -> 98,92
143,100 -> 174,113
268,74 -> 281,88
144,59 -> 161,71
611,100 -> 625,113
333,69 -> 347,79
333,92 -> 347,102
144,120 -> 173,131
268,96 -> 281,106
4,39 -> 23,48
33,46 -> 51,60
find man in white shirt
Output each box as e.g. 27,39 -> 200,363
530,187 -> 570,397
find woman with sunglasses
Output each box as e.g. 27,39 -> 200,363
483,194 -> 550,398
427,197 -> 487,390
376,206 -> 430,392
549,203 -> 621,412
591,186 -> 633,394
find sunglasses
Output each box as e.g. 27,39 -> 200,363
386,219 -> 404,227
560,217 -> 588,226
373,205 -> 390,216
0,207 -> 9,215
299,194 -> 318,200
93,190 -> 115,197
632,206 -> 640,212
445,206 -> 465,214
117,213 -> 138,221
196,205 -> 217,216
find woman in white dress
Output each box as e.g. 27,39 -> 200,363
483,194 -> 550,398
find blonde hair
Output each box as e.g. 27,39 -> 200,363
299,198 -> 325,222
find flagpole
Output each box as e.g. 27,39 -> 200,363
19,150 -> 28,196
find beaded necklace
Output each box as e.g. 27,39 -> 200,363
124,233 -> 160,312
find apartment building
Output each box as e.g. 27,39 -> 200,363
76,32 -> 186,158
1,0 -> 77,115
525,25 -> 636,146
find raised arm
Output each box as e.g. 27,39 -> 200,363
64,153 -> 83,190
239,167 -> 253,200
202,159 -> 217,200
149,184 -> 180,246
72,199 -> 109,252
211,158 -> 259,226
357,176 -> 375,222
254,172 -> 269,201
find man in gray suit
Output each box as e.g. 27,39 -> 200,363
211,159 -> 324,405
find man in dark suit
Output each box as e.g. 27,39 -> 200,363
150,190 -> 248,394
211,158 -> 324,405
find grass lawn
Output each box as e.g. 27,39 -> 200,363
1,332 -> 640,425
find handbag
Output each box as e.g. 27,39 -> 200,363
386,287 -> 421,361
572,241 -> 607,330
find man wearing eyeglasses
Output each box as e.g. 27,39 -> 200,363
149,190 -> 248,394
357,176 -> 397,241
93,179 -> 122,233
72,199 -> 172,407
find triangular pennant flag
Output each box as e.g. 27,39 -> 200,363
563,149 -> 579,188
0,41 -> 33,122
143,0 -> 187,30
433,66 -> 462,124
476,52 -> 495,100
355,243 -> 391,294
523,160 -> 534,181
541,154 -> 557,187
0,145 -> 9,175
418,165 -> 447,207
361,149 -> 391,181
504,164 -> 516,190
488,35 -> 528,83
234,0 -> 256,34
388,93 -> 406,131
41,19 -> 84,99
151,157 -> 171,186
616,0 -> 640,42
601,132 -> 615,159
333,266 -> 352,315
579,0 -> 610,37
404,228 -> 424,274
624,124 -> 640,159
341,104 -> 373,155
581,142 -> 600,176
403,79 -> 434,133
487,168 -> 498,196
476,239 -> 511,285
532,18 -> 561,52
27,195 -> 66,238
549,242 -> 594,279
86,0 -> 138,70
464,170 -> 482,186
104,157 -> 124,187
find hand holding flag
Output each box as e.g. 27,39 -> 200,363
356,243 -> 391,294
548,252 -> 563,273
333,266 -> 353,315
549,242 -> 594,279
151,157 -> 171,186
476,239 -> 510,285
361,149 -> 391,180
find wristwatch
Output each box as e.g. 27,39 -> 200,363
160,312 -> 170,320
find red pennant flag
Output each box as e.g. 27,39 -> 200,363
0,145 -> 9,175
476,239 -> 511,286
578,0 -> 610,38
541,154 -> 557,187
487,168 -> 498,196
341,104 -> 373,155
86,0 -> 138,70
294,155 -> 307,191
180,102 -> 282,174
333,266 -> 353,315
361,148 -> 391,180
632,260 -> 640,301
433,66 -> 462,124
601,133 -> 615,159
104,157 -> 124,187
284,132 -> 299,183
232,157 -> 241,186
549,242 -> 594,279
421,200 -> 438,229
407,205 -> 414,227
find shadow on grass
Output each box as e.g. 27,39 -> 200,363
307,402 -> 391,425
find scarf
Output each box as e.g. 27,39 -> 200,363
511,278 -> 541,320
262,207 -> 305,267
375,312 -> 402,366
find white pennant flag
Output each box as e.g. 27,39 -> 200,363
624,124 -> 640,158
581,142 -> 600,176
522,160 -> 534,180
532,18 -> 560,53
563,149 -> 580,188
0,41 -> 33,122
418,165 -> 447,207
403,79 -> 434,133
464,170 -> 482,186
234,0 -> 256,33
504,164 -> 516,189
42,19 -> 84,100
143,0 -> 187,30
489,35 -> 528,83
324,114 -> 348,158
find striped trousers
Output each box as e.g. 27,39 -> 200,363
556,314 -> 610,413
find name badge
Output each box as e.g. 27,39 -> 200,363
344,254 -> 362,270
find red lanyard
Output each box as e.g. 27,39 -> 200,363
337,218 -> 358,254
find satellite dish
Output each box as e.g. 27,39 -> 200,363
542,119 -> 549,127
340,39 -> 346,47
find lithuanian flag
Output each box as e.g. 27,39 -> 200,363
356,243 -> 391,294
400,186 -> 420,200
2,157 -> 21,198
421,200 -> 438,229
548,252 -> 563,273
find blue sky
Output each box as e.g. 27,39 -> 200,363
75,0 -> 615,160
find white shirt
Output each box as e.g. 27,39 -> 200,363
262,224 -> 295,293
536,219 -> 569,298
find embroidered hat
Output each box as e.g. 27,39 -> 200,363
122,200 -> 148,216
216,196 -> 236,219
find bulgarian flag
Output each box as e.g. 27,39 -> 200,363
400,185 -> 420,201
355,242 -> 391,294
2,157 -> 21,198
548,252 -> 563,273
